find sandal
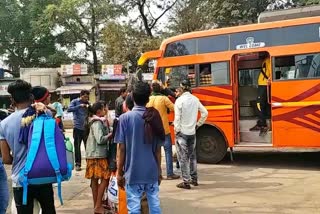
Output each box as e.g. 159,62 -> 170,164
176,182 -> 191,189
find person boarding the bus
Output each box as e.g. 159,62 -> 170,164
249,58 -> 271,136
174,79 -> 208,189
147,81 -> 180,180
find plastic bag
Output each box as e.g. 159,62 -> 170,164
108,174 -> 119,204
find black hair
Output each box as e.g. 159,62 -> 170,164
180,79 -> 191,92
125,93 -> 134,111
119,86 -> 127,95
80,90 -> 90,96
151,82 -> 161,93
132,81 -> 151,106
89,101 -> 105,115
7,80 -> 32,104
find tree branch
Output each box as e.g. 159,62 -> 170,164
150,0 -> 178,30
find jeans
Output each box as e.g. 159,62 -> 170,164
125,183 -> 161,214
13,184 -> 56,214
0,158 -> 9,214
164,134 -> 174,176
176,133 -> 198,183
73,128 -> 86,166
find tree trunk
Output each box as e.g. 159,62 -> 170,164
90,0 -> 98,74
92,49 -> 98,74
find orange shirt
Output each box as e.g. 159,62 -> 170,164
147,95 -> 174,135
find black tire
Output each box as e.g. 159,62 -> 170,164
196,127 -> 228,164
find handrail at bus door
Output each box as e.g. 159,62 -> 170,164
267,78 -> 271,105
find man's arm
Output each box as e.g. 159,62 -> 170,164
197,101 -> 208,128
67,100 -> 81,112
114,116 -> 126,188
164,97 -> 174,112
173,100 -> 182,134
117,143 -> 126,189
0,140 -> 13,164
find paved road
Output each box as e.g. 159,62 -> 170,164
5,130 -> 320,214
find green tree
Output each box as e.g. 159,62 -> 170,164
168,0 -> 210,34
0,0 -> 71,76
102,22 -> 161,71
168,0 -> 320,34
41,0 -> 122,73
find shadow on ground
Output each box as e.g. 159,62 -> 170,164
218,149 -> 320,171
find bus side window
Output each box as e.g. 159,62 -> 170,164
199,61 -> 230,86
274,53 -> 320,80
164,64 -> 196,88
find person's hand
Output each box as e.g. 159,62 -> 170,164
80,104 -> 87,108
117,174 -> 125,189
106,133 -> 112,139
32,102 -> 47,114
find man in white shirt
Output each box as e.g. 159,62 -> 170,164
174,79 -> 208,189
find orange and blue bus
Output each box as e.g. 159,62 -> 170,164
138,16 -> 320,164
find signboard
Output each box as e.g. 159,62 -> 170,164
101,64 -> 123,75
142,73 -> 154,81
0,85 -> 9,96
99,74 -> 126,80
236,37 -> 265,50
61,64 -> 88,75
0,85 -> 8,91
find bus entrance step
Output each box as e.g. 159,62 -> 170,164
240,130 -> 271,143
236,142 -> 272,147
239,119 -> 271,131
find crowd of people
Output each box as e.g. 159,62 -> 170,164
0,77 -> 208,214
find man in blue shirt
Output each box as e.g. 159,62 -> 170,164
68,90 -> 90,171
115,81 -> 162,214
0,80 -> 56,214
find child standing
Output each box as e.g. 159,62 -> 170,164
85,101 -> 112,214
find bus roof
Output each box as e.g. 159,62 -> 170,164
160,16 -> 320,50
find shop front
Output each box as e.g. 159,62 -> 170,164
55,84 -> 96,108
97,82 -> 126,109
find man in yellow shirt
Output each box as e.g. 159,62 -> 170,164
147,81 -> 180,180
250,58 -> 271,136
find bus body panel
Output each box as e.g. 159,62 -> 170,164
272,79 -> 320,147
193,86 -> 234,147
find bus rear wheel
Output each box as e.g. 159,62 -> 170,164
196,127 -> 228,164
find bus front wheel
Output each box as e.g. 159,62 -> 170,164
196,127 -> 228,164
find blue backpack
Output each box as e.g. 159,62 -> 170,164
18,115 -> 73,205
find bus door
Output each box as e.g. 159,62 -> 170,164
234,51 -> 272,146
271,53 -> 320,147
231,55 -> 240,145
